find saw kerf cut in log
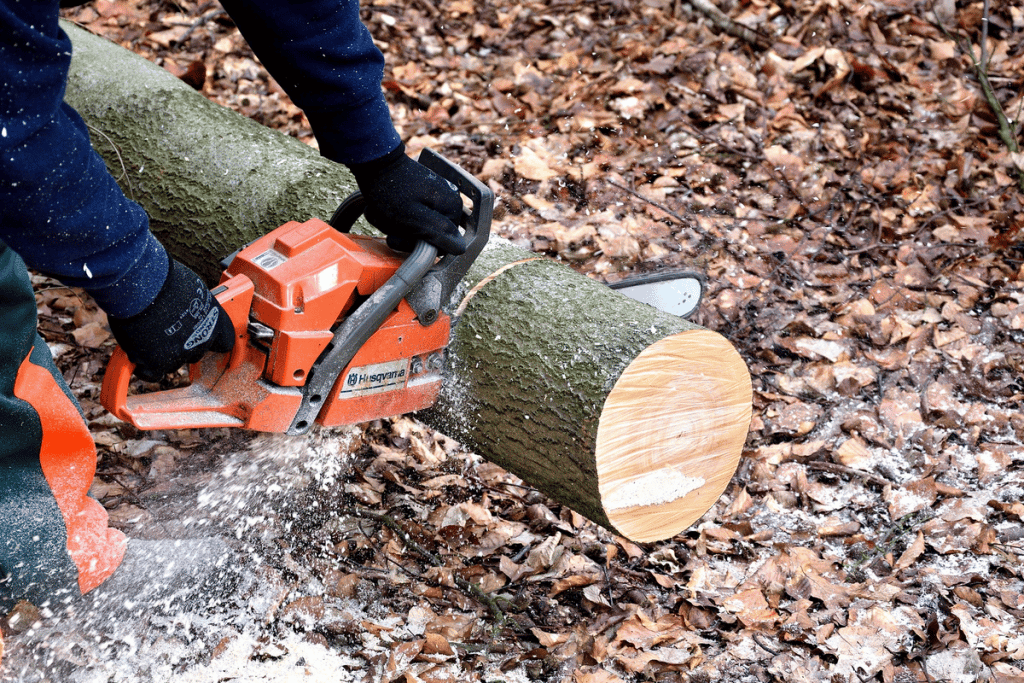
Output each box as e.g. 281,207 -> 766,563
62,22 -> 753,543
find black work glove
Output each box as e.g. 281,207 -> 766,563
348,144 -> 466,255
108,260 -> 235,382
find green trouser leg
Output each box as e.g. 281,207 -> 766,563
0,241 -> 125,612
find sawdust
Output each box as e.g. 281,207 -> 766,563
601,468 -> 706,511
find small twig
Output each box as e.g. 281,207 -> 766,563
349,506 -> 443,566
805,461 -> 891,487
104,472 -> 176,538
346,506 -> 512,627
980,0 -> 990,70
172,8 -> 225,47
990,541 -> 1024,557
682,0 -> 772,49
844,510 -> 935,574
36,283 -> 82,296
751,633 -> 781,656
604,178 -> 711,239
85,123 -> 134,200
934,9 -> 1024,193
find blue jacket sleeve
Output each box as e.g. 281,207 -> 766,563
0,0 -> 398,319
218,0 -> 402,166
0,1 -> 169,318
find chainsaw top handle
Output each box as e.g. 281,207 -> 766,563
287,150 -> 492,435
329,147 -> 493,325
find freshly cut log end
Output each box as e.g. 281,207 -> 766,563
596,329 -> 752,543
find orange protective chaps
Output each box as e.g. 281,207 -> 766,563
0,243 -> 125,614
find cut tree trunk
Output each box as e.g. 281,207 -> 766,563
63,22 -> 752,542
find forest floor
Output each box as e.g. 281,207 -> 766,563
3,0 -> 1024,681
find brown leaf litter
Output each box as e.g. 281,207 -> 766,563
3,0 -> 1024,681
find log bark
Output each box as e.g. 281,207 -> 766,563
63,22 -> 752,542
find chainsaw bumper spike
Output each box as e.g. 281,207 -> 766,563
101,151 -> 493,433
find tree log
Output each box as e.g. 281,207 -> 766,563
63,23 -> 752,542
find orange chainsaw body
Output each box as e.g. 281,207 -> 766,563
102,148 -> 493,435
101,218 -> 450,432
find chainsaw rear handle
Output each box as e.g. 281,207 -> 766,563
329,148 -> 493,324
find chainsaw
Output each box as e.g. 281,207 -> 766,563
100,149 -> 493,436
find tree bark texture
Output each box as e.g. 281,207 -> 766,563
63,23 -> 752,542
432,245 -> 752,540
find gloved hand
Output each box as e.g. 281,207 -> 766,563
108,260 -> 235,382
349,144 -> 466,255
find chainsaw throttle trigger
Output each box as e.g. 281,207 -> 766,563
328,148 -> 493,325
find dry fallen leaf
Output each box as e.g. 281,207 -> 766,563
886,478 -> 938,518
825,606 -> 908,678
835,437 -> 873,470
513,145 -> 561,181
895,531 -> 926,571
71,322 -> 111,349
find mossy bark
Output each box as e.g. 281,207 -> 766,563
63,23 -> 752,542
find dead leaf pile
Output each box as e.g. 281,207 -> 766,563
6,0 -> 1022,680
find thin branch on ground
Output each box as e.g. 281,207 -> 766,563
935,6 -> 1024,193
346,505 -> 513,629
805,461 -> 892,487
171,8 -> 225,47
605,178 -> 712,239
844,510 -> 935,575
682,0 -> 773,49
